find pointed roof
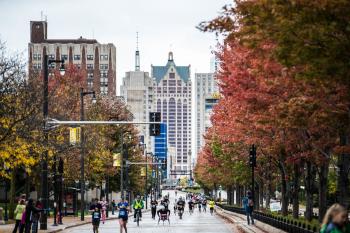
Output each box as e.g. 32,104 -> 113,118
152,52 -> 190,83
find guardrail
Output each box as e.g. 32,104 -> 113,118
216,204 -> 319,233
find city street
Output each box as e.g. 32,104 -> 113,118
62,191 -> 233,233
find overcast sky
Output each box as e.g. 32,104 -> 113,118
0,0 -> 228,93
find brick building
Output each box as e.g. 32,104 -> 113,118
28,20 -> 116,96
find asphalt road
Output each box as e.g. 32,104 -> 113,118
62,190 -> 233,233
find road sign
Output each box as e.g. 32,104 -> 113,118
113,153 -> 121,167
69,127 -> 81,145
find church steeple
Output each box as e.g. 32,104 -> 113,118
135,32 -> 140,71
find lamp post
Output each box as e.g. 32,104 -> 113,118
80,88 -> 96,221
41,55 -> 65,230
85,181 -> 89,212
74,180 -> 79,217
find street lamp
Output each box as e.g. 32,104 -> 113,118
85,181 -> 89,211
74,180 -> 79,217
80,88 -> 96,221
40,55 -> 65,230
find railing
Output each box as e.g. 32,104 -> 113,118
216,204 -> 319,233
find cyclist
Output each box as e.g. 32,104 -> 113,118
188,198 -> 194,214
209,199 -> 215,215
132,195 -> 144,222
177,197 -> 186,219
202,198 -> 207,212
150,198 -> 158,219
117,199 -> 129,233
157,206 -> 170,224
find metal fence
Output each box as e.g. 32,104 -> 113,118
217,204 -> 319,233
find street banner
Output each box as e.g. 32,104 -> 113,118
141,167 -> 146,177
69,127 -> 81,145
113,153 -> 121,167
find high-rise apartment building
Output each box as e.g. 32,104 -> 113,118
152,52 -> 192,177
28,20 -> 116,96
195,73 -> 219,157
120,46 -> 155,151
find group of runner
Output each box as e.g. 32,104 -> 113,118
89,192 -> 216,233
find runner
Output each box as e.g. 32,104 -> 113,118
150,198 -> 158,219
117,199 -> 129,233
209,199 -> 215,215
92,206 -> 101,233
99,197 -> 108,224
202,198 -> 207,212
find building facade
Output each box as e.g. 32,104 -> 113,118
28,20 -> 116,96
195,73 -> 219,157
152,52 -> 192,177
120,48 -> 155,151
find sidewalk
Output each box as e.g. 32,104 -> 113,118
216,206 -> 286,233
0,212 -> 119,233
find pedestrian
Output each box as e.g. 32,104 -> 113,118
320,204 -> 350,233
31,200 -> 42,233
117,199 -> 129,233
242,191 -> 254,225
24,199 -> 42,233
92,206 -> 101,233
13,199 -> 26,233
112,200 -> 116,215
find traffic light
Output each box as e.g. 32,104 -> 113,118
249,144 -> 257,167
162,158 -> 167,170
149,112 -> 161,136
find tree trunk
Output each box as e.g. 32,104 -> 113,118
337,133 -> 350,208
279,161 -> 289,216
266,179 -> 271,209
292,163 -> 301,219
9,169 -> 17,219
305,161 -> 315,221
319,162 -> 329,222
227,186 -> 232,205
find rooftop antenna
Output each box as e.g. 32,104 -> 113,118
135,32 -> 140,71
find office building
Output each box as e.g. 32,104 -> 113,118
28,20 -> 116,96
152,52 -> 192,177
120,44 -> 155,150
195,73 -> 219,157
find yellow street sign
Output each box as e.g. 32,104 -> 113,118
141,167 -> 146,177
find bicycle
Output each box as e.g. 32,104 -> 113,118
135,209 -> 141,227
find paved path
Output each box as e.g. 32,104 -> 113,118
62,190 -> 234,233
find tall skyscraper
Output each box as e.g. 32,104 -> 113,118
152,52 -> 192,177
28,20 -> 116,96
195,73 -> 219,157
120,39 -> 155,151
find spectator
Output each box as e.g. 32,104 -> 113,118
12,199 -> 26,233
24,199 -> 42,233
320,204 -> 350,233
242,191 -> 254,225
31,200 -> 42,233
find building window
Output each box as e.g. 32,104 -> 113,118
87,64 -> 94,70
48,63 -> 55,69
48,54 -> 55,60
33,63 -> 41,70
33,54 -> 42,60
61,54 -> 68,61
87,54 -> 94,60
162,80 -> 167,86
100,64 -> 108,70
74,55 -> 81,60
87,73 -> 93,80
169,73 -> 175,79
101,71 -> 108,78
100,86 -> 108,95
87,80 -> 93,89
100,77 -> 108,85
75,64 -> 81,69
100,55 -> 108,61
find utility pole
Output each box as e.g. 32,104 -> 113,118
120,131 -> 124,200
145,150 -> 148,209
